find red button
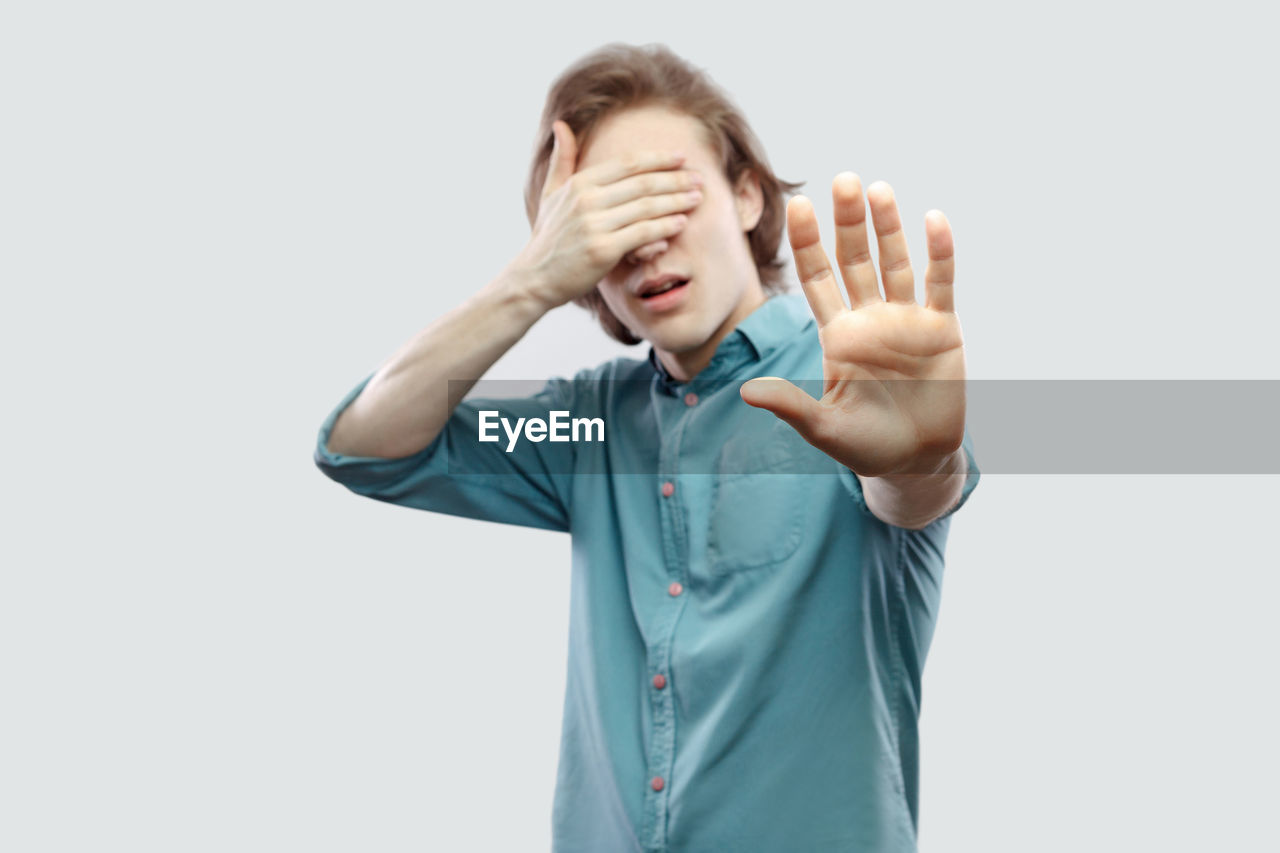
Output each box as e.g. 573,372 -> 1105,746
683,392 -> 698,407
661,481 -> 675,498
653,673 -> 667,689
668,581 -> 683,596
651,776 -> 665,792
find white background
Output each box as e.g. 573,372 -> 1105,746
4,1 -> 1277,850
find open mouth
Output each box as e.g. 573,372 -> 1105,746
640,279 -> 689,300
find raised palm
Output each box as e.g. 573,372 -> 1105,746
741,174 -> 967,478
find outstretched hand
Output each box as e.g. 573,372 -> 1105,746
740,173 -> 967,478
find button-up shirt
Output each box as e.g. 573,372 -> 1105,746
313,293 -> 980,852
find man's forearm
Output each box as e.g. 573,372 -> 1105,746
856,446 -> 968,530
325,265 -> 552,460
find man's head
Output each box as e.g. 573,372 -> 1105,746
524,43 -> 802,356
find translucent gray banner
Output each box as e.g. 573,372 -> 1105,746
450,379 -> 1280,474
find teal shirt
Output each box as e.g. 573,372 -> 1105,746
314,293 -> 980,852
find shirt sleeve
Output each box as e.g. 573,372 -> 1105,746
836,426 -> 981,524
313,371 -> 577,532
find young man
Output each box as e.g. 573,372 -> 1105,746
315,43 -> 979,852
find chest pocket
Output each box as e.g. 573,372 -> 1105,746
706,417 -> 817,575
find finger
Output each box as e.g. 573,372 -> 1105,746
739,377 -> 825,443
540,121 -> 578,200
831,173 -> 881,307
786,195 -> 847,327
923,209 -> 956,313
575,149 -> 687,189
610,213 -> 688,258
593,168 -> 703,209
597,187 -> 702,232
624,240 -> 670,265
866,182 -> 916,304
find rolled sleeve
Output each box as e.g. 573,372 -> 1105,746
313,371 -> 577,532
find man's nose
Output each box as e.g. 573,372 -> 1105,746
623,239 -> 669,266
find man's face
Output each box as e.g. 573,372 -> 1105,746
576,104 -> 767,360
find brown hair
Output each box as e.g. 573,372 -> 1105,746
523,42 -> 804,345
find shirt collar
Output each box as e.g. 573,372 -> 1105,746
646,292 -> 814,390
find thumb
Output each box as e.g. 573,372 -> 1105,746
740,377 -> 825,440
540,120 -> 578,199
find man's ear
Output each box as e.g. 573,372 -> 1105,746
733,169 -> 764,233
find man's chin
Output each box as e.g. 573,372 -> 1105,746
643,329 -> 715,355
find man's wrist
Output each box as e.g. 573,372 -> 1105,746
877,444 -> 966,483
488,263 -> 558,322
856,445 -> 968,529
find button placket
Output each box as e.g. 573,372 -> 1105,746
641,389 -> 693,851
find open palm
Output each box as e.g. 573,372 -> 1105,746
741,173 -> 967,478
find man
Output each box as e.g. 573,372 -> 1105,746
315,42 -> 979,852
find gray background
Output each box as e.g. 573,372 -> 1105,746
4,1 -> 1277,850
